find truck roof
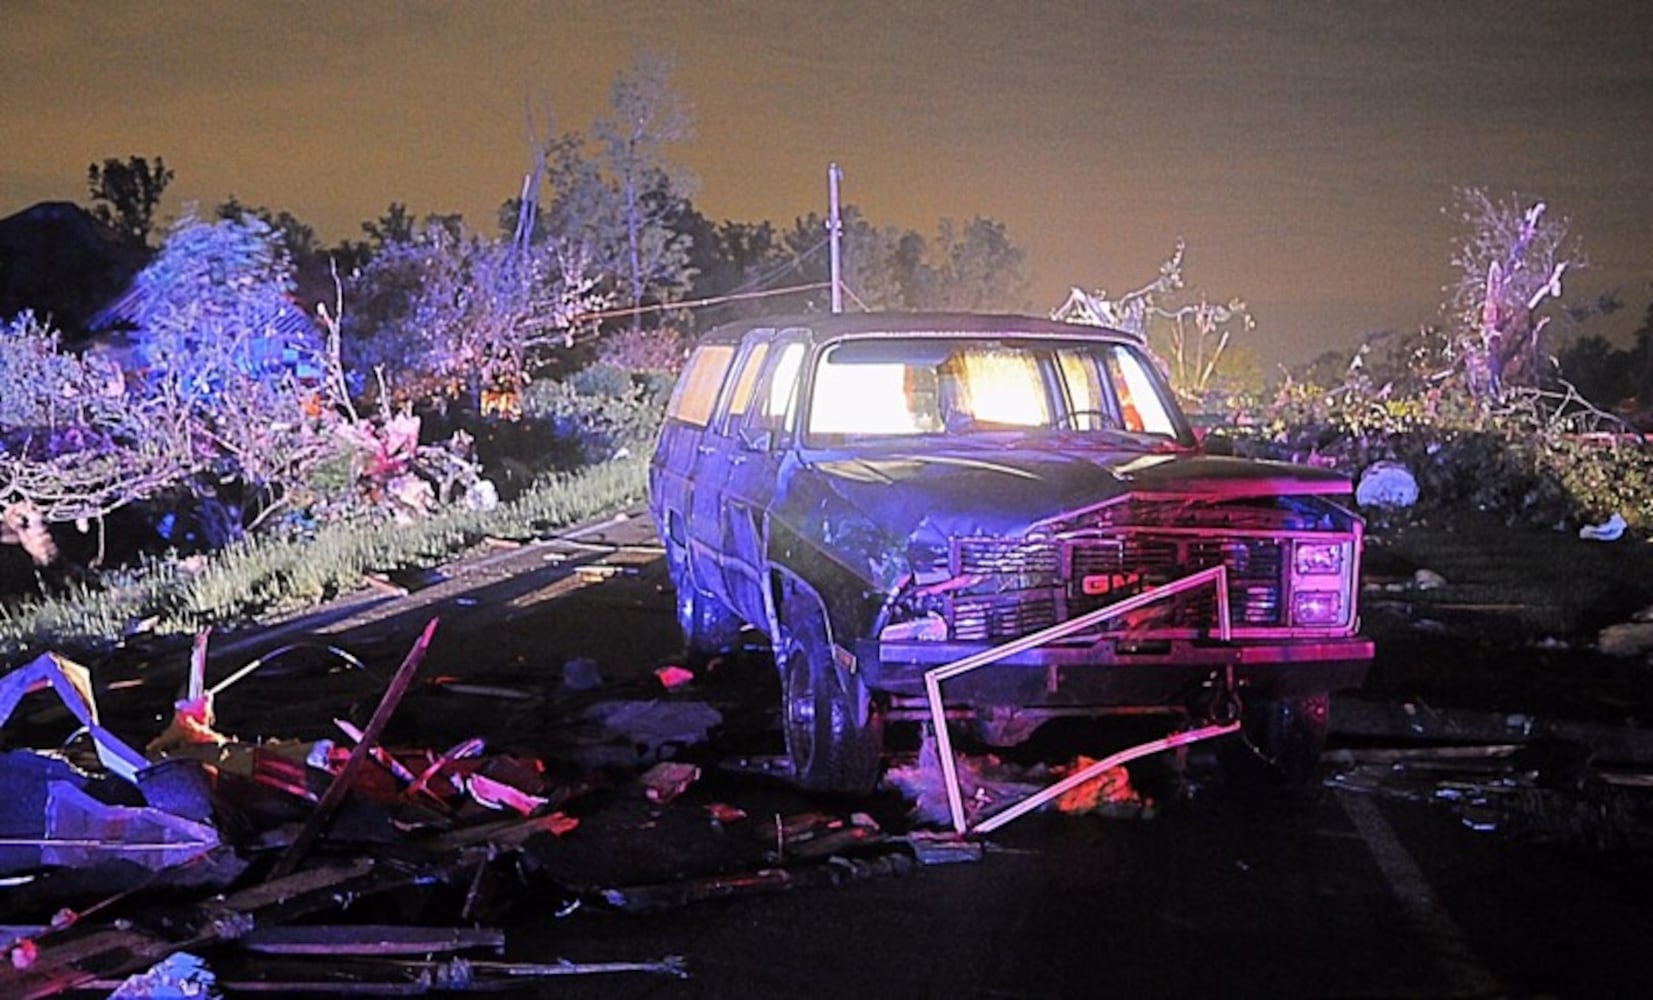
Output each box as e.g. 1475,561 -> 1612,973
695,311 -> 1139,346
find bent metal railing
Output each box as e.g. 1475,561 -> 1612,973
923,564 -> 1241,835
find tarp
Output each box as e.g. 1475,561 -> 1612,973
0,653 -> 147,781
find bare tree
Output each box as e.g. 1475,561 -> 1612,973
1446,188 -> 1581,398
343,221 -> 607,409
592,51 -> 695,327
1055,240 -> 1252,399
1054,239 -> 1187,339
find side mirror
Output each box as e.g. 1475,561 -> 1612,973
739,426 -> 774,451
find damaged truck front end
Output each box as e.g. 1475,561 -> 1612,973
649,314 -> 1373,799
863,468 -> 1370,711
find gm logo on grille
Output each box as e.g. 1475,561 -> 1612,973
1080,572 -> 1142,596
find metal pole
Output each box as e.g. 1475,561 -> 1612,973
828,162 -> 843,314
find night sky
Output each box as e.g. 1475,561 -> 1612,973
4,1 -> 1649,362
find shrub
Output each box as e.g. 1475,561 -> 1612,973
520,361 -> 669,465
1233,373 -> 1653,533
342,222 -> 607,410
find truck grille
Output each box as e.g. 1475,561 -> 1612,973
949,532 -> 1287,642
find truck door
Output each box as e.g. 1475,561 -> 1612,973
720,335 -> 808,624
686,332 -> 775,612
655,342 -> 736,593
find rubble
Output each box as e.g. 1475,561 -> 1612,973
883,729 -> 1162,831
2,601 -> 974,996
563,698 -> 723,769
239,924 -> 506,956
1332,697 -> 1653,764
653,663 -> 696,689
268,617 -> 437,881
0,652 -> 148,780
0,621 -> 689,996
1411,568 -> 1448,591
598,848 -> 914,915
1328,742 -> 1653,851
640,761 -> 700,804
108,951 -> 218,999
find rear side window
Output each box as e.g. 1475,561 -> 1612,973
724,343 -> 770,422
667,345 -> 735,428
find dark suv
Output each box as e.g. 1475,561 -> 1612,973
649,313 -> 1371,794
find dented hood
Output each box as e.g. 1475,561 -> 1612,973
801,445 -> 1351,541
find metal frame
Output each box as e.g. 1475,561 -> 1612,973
923,565 -> 1241,834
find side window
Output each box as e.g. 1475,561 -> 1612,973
667,345 -> 736,428
719,341 -> 770,431
1105,347 -> 1178,436
748,341 -> 807,436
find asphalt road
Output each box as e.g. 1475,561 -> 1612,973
477,525 -> 1651,999
81,511 -> 1653,998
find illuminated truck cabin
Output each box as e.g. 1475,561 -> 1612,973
649,313 -> 1372,797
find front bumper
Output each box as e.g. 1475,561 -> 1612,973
859,635 -> 1374,707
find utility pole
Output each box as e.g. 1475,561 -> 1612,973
828,162 -> 844,314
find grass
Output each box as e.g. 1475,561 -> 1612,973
0,453 -> 649,663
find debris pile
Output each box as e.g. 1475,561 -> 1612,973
0,621 -> 707,996
3,621 -> 1045,996
884,728 -> 1158,830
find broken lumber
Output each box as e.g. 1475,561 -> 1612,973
91,953 -> 692,993
0,859 -> 379,999
240,925 -> 504,956
599,849 -> 914,914
270,617 -> 438,880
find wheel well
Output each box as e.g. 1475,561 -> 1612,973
772,571 -> 829,643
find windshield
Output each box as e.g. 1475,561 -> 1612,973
804,336 -> 1189,447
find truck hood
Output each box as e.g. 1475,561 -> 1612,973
804,446 -> 1351,542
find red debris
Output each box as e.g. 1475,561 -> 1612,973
641,761 -> 700,804
705,802 -> 747,824
653,665 -> 696,689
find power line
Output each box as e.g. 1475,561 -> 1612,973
571,280 -> 833,324
724,236 -> 830,297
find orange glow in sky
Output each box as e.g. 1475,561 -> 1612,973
3,1 -> 1649,362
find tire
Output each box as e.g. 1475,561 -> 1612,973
778,593 -> 883,795
666,542 -> 743,660
1225,691 -> 1330,788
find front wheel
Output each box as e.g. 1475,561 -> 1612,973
778,594 -> 883,795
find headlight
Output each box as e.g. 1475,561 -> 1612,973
1293,590 -> 1345,626
880,612 -> 948,642
1294,542 -> 1345,576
